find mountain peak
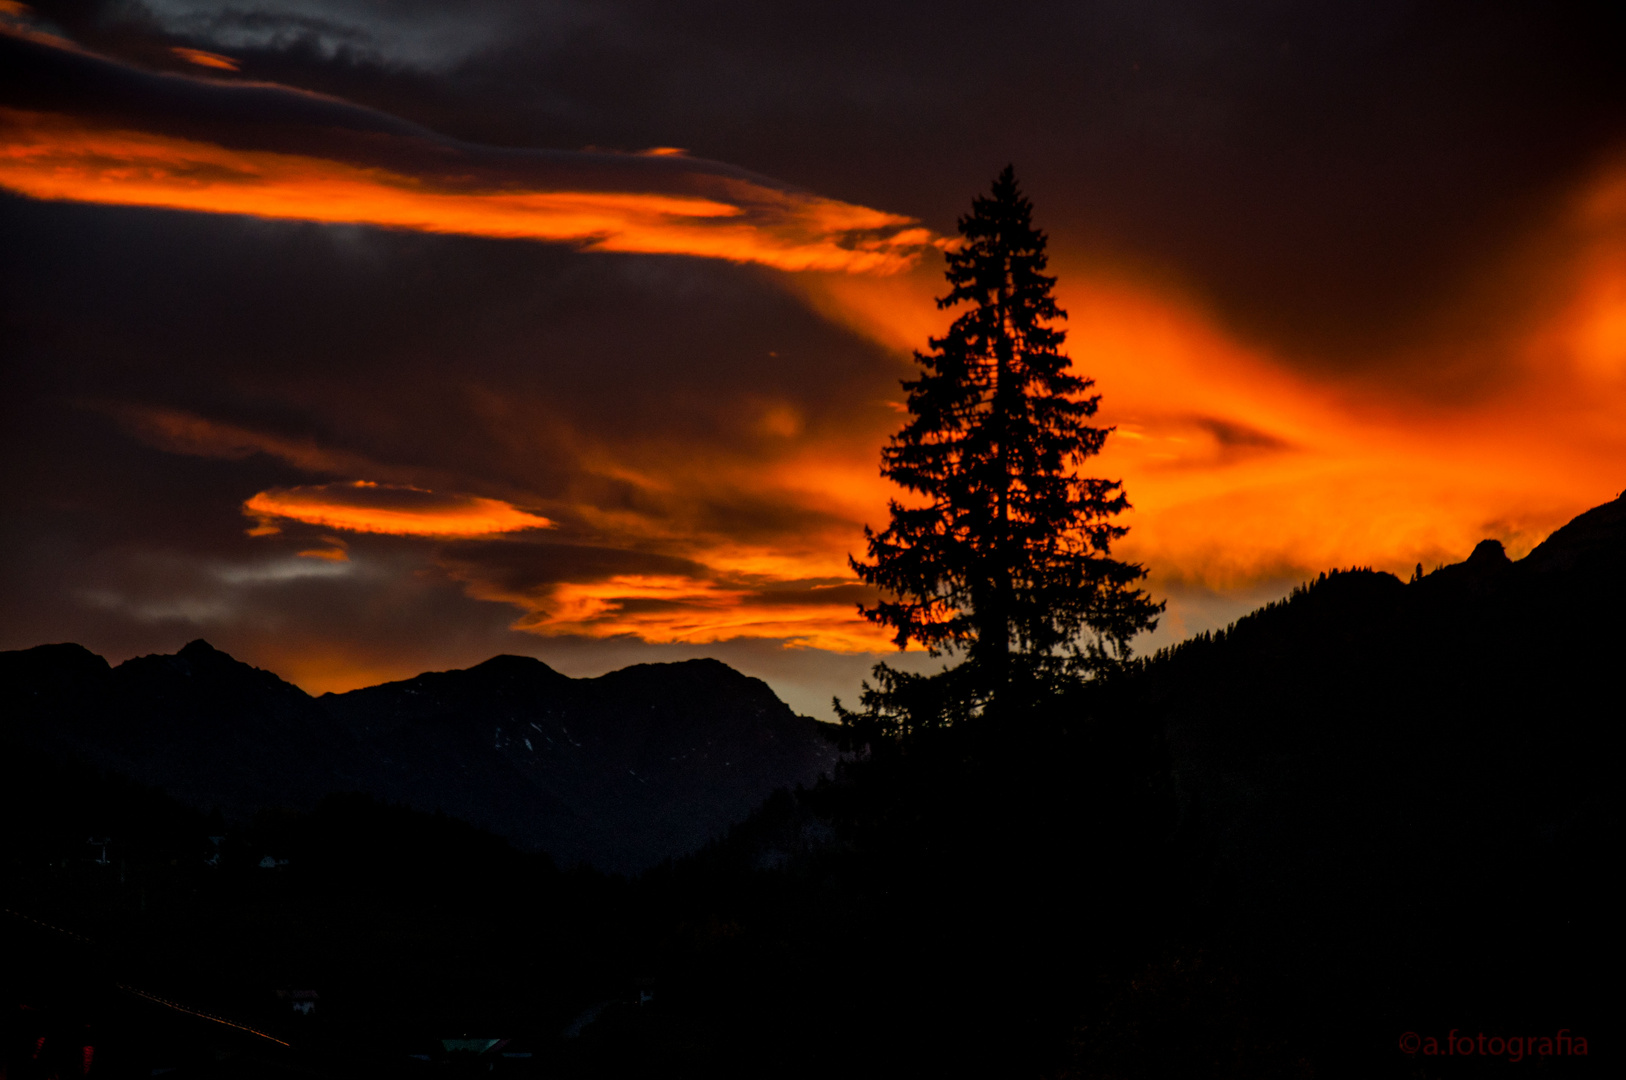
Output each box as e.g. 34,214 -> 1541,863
465,654 -> 566,679
114,640 -> 311,702
1465,538 -> 1511,568
597,657 -> 762,687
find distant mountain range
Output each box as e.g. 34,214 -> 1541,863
4,489 -> 1620,885
0,647 -> 839,874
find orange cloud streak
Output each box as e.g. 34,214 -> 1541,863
458,570 -> 894,653
170,47 -> 239,71
0,108 -> 930,272
108,404 -> 383,477
245,482 -> 552,538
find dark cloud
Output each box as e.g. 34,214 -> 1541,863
0,24 -> 755,193
24,0 -> 1616,367
1192,417 -> 1291,452
437,541 -> 710,592
0,192 -> 900,483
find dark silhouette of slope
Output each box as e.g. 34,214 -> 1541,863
1118,490 -> 1624,1074
0,646 -> 838,874
1521,491 -> 1626,574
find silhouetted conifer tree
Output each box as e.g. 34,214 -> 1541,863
845,167 -> 1161,733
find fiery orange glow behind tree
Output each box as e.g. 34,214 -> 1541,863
214,156 -> 1625,657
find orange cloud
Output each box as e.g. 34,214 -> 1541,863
424,436 -> 904,649
297,537 -> 350,562
245,482 -> 552,538
170,47 -> 238,71
0,108 -> 930,273
457,568 -> 893,653
1106,180 -> 1623,593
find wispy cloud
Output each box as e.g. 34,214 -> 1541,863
108,404 -> 381,477
444,551 -> 890,652
0,108 -> 929,270
140,0 -> 536,72
0,28 -> 934,272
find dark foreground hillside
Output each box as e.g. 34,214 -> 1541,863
595,497 -> 1619,1079
1085,494 -> 1623,1076
3,492 -> 1619,1078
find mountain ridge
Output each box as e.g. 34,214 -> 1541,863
0,644 -> 839,874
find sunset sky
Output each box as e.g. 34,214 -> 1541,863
3,1 -> 1621,717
